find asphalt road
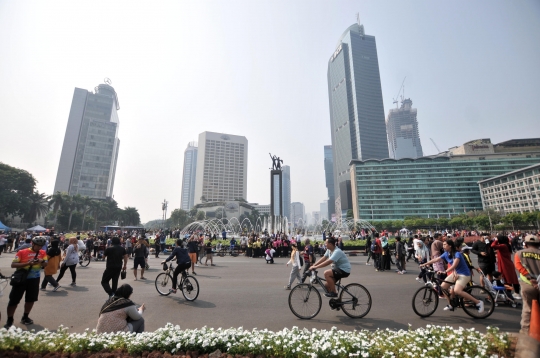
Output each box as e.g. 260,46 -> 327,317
0,251 -> 521,333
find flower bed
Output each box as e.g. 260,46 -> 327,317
0,324 -> 512,358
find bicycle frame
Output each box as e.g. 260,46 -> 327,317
308,271 -> 356,307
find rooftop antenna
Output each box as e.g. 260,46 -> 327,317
356,13 -> 365,35
392,77 -> 406,108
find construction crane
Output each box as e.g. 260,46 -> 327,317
392,77 -> 406,108
430,138 -> 441,153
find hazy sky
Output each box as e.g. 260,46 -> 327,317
1,0 -> 539,223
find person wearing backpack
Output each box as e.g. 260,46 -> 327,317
284,240 -> 302,290
301,238 -> 314,282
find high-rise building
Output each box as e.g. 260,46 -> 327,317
328,19 -> 389,219
291,202 -> 305,227
386,98 -> 423,159
320,201 -> 328,222
282,165 -> 291,221
180,142 -> 198,210
194,131 -> 248,204
350,138 -> 540,220
54,82 -> 120,199
323,145 -> 335,220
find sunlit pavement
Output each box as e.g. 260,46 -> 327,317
0,252 -> 521,333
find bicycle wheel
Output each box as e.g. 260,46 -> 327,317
339,283 -> 372,318
412,286 -> 439,317
79,253 -> 91,267
288,284 -> 322,319
181,275 -> 199,301
155,273 -> 173,296
461,285 -> 495,319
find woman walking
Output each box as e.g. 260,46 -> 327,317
56,238 -> 79,286
285,240 -> 302,290
41,240 -> 62,291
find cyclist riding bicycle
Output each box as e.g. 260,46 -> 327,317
420,239 -> 484,313
161,239 -> 192,294
309,237 -> 351,297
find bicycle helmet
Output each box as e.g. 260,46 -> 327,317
32,236 -> 47,246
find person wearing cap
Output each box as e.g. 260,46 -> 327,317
4,236 -> 48,329
514,234 -> 540,334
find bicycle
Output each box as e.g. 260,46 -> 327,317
288,270 -> 372,319
0,274 -> 10,298
155,262 -> 199,301
78,249 -> 91,267
411,268 -> 495,319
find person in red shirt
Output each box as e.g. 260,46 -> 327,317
4,236 -> 48,329
372,232 -> 383,271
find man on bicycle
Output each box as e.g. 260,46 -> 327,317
309,237 -> 351,297
162,239 -> 192,294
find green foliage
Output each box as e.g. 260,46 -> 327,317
0,162 -> 37,221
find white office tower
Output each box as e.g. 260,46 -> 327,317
180,142 -> 198,210
194,132 -> 248,204
386,98 -> 423,159
53,82 -> 120,199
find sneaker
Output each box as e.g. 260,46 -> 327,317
365,263 -> 371,265
477,301 -> 484,313
47,283 -> 52,287
402,270 -> 407,274
4,321 -> 13,329
284,286 -> 291,290
195,264 -> 199,267
397,271 -> 404,275
53,285 -> 61,292
40,288 -> 46,291
513,294 -> 522,300
415,277 -> 423,283
169,288 -> 177,294
70,282 -> 76,286
443,305 -> 454,311
324,292 -> 338,298
375,269 -> 379,272
211,264 -> 216,266
192,272 -> 197,275
20,317 -> 34,325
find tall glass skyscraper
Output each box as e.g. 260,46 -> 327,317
386,98 -> 423,159
54,82 -> 120,199
323,145 -> 335,220
180,142 -> 198,210
328,19 -> 388,218
282,165 -> 291,221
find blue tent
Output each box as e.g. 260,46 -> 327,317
0,220 -> 11,232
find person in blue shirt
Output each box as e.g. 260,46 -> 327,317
309,237 -> 351,298
229,237 -> 237,253
421,239 -> 484,313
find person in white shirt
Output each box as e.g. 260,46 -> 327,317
284,241 -> 302,289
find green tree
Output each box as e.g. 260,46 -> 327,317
474,215 -> 491,230
49,191 -> 66,226
90,200 -> 107,230
449,215 -> 464,229
79,196 -> 93,231
196,210 -> 206,221
25,191 -> 50,224
346,209 -> 353,219
122,207 -> 141,226
0,162 -> 37,221
169,209 -> 189,228
63,194 -> 82,231
437,217 -> 449,229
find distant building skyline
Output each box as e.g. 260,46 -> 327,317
53,82 -> 120,199
323,145 -> 335,221
282,165 -> 291,221
386,98 -> 423,159
180,142 -> 198,210
291,202 -> 305,227
327,20 -> 389,220
194,131 -> 248,205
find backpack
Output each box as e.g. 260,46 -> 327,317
370,240 -> 377,252
400,243 -> 407,256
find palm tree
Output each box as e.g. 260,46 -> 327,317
122,207 -> 140,226
90,200 -> 107,231
63,194 -> 83,231
25,191 -> 50,224
49,191 -> 66,225
79,196 -> 93,231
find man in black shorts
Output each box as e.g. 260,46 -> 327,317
4,236 -> 48,329
132,238 -> 148,280
309,237 -> 351,298
162,239 -> 192,294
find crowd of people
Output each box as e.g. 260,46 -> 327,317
0,227 -> 538,337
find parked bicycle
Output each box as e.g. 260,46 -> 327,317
78,249 -> 91,267
412,268 -> 495,319
155,262 -> 199,301
288,270 -> 371,319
